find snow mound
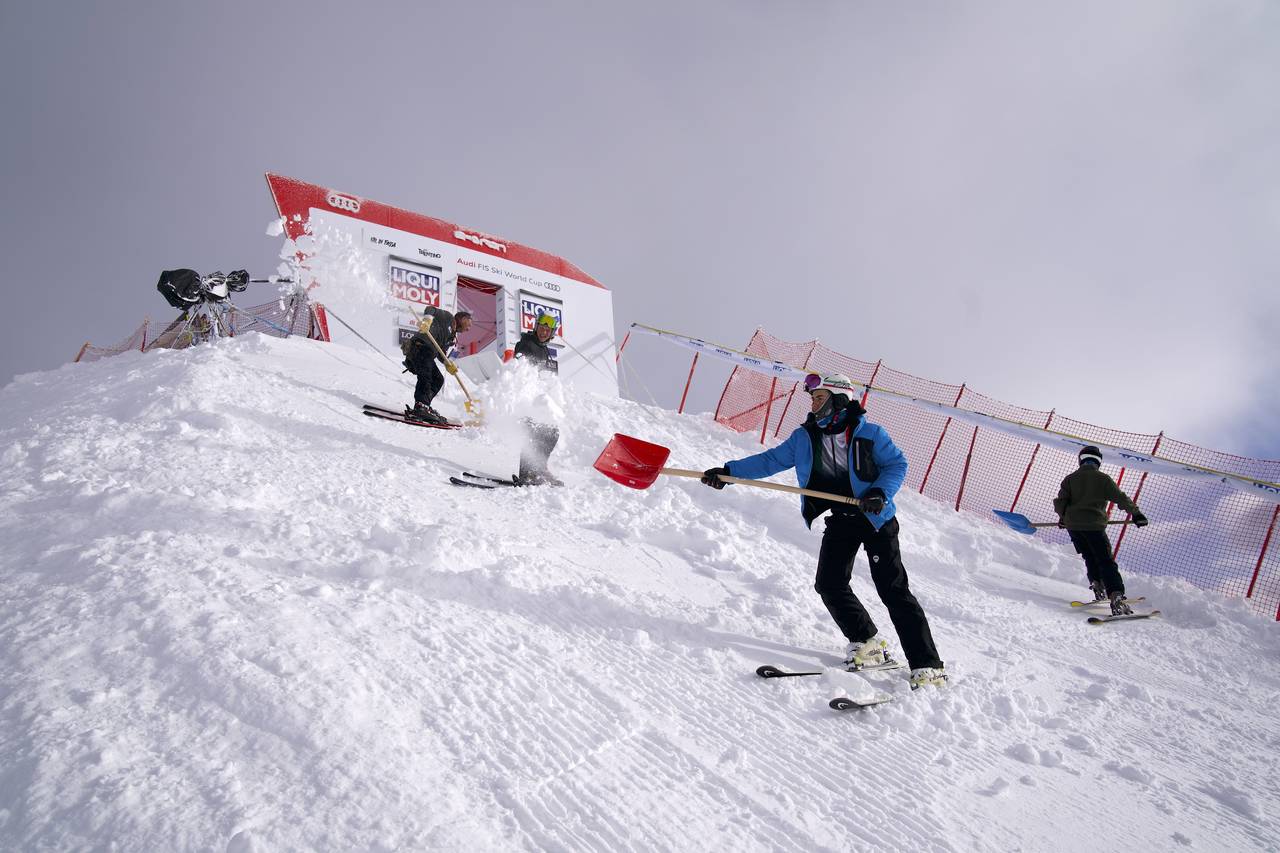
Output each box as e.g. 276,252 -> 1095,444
1,335 -> 1276,851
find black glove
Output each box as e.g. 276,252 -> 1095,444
701,466 -> 731,490
861,488 -> 886,515
1132,512 -> 1148,528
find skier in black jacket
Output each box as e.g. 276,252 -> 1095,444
403,307 -> 471,423
513,313 -> 561,485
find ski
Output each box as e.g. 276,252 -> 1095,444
363,403 -> 420,417
755,659 -> 904,679
363,402 -> 462,424
756,665 -> 821,679
449,476 -> 499,489
362,407 -> 462,430
1087,610 -> 1161,625
462,471 -> 519,487
848,659 -> 905,673
830,696 -> 893,711
1070,596 -> 1145,608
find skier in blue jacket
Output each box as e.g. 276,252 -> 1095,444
702,373 -> 946,689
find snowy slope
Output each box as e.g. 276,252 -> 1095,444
1,334 -> 1277,852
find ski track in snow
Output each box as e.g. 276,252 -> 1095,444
1,334 -> 1277,852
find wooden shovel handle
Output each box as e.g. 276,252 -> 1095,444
1030,519 -> 1132,528
420,324 -> 474,403
662,468 -> 862,506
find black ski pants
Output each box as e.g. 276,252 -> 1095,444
1067,529 -> 1125,596
814,513 -> 943,670
414,360 -> 446,407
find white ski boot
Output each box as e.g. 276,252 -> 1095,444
909,667 -> 948,689
843,635 -> 890,670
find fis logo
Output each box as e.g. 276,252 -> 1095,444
326,191 -> 361,214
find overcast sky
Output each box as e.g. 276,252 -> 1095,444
3,1 -> 1277,457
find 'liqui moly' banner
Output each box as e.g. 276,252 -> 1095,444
390,259 -> 441,308
630,322 -> 1280,505
389,258 -> 441,345
521,293 -> 563,337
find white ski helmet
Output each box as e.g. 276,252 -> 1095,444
804,372 -> 858,405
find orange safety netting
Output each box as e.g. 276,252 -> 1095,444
75,295 -> 326,363
715,330 -> 1280,620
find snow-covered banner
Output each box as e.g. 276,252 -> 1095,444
631,323 -> 1280,505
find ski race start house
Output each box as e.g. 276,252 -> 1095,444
266,173 -> 618,397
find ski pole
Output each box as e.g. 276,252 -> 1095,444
323,307 -> 403,368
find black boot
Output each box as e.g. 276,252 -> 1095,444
408,403 -> 445,424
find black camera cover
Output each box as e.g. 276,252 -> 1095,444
157,269 -> 204,309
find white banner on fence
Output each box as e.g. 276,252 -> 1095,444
630,323 -> 809,382
629,322 -> 1280,505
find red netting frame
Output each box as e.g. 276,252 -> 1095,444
715,330 -> 1280,620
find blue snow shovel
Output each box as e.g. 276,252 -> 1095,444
992,510 -> 1130,536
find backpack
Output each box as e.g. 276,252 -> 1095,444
401,334 -> 433,374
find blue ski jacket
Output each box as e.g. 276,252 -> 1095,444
725,417 -> 908,530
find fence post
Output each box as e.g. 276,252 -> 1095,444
1104,466 -> 1129,529
74,342 -> 90,363
1112,433 -> 1163,560
773,382 -> 799,437
1010,410 -> 1054,512
714,330 -> 767,424
860,359 -> 882,408
140,318 -> 149,352
1246,503 -> 1280,603
776,341 -> 821,437
615,330 -> 632,363
677,352 -> 699,414
954,424 -> 980,511
919,384 -> 965,494
760,377 -> 777,445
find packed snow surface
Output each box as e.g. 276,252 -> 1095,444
1,334 -> 1277,852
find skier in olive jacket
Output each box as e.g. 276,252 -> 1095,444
1053,445 -> 1149,614
701,373 -> 946,689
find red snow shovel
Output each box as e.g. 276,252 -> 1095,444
593,433 -> 863,507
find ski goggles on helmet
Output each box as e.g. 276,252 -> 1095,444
536,313 -> 559,330
803,373 -> 823,393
